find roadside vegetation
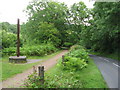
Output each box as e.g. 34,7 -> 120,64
23,45 -> 107,88
89,51 -> 120,61
1,1 -> 119,61
0,0 -> 119,88
80,2 -> 119,59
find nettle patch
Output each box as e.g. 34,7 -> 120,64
58,45 -> 89,71
23,45 -> 91,88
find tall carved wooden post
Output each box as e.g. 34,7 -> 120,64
17,19 -> 20,57
9,19 -> 27,63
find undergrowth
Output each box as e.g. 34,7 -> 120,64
2,43 -> 58,56
22,45 -> 107,88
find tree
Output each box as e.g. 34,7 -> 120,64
0,22 -> 17,33
1,30 -> 16,48
68,1 -> 90,44
81,2 -> 120,53
34,22 -> 61,47
23,0 -> 69,46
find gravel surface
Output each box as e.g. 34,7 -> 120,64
1,50 -> 68,88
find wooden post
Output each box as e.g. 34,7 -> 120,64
17,19 -> 20,57
38,66 -> 44,84
62,55 -> 64,65
33,66 -> 37,73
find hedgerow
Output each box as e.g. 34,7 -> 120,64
2,43 -> 58,56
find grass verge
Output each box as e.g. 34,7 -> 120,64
44,58 -> 108,88
2,50 -> 62,81
23,58 -> 108,88
89,51 -> 119,61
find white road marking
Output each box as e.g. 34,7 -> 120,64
98,57 -> 120,68
113,63 -> 120,68
104,59 -> 110,62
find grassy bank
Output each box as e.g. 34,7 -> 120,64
23,58 -> 107,88
2,50 -> 62,81
89,51 -> 119,61
44,58 -> 108,88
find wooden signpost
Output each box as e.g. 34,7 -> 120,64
17,19 -> 20,57
9,19 -> 26,63
38,66 -> 44,84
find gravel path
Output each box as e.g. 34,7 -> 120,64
1,50 -> 68,88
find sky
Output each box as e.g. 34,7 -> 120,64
0,0 -> 95,24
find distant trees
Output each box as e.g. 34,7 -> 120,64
33,22 -> 61,47
1,30 -> 24,49
22,0 -> 69,47
1,0 -> 119,54
0,22 -> 18,48
0,22 -> 17,33
1,30 -> 16,48
22,0 -> 89,47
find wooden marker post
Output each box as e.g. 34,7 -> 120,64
17,19 -> 20,57
9,19 -> 26,63
62,55 -> 64,65
33,66 -> 37,73
38,66 -> 44,84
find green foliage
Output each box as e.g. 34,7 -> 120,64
1,30 -> 17,48
25,0 -> 68,31
2,51 -> 61,80
23,56 -> 107,88
1,30 -> 23,48
35,22 -> 61,47
80,2 -> 120,54
69,45 -> 88,60
21,22 -> 61,47
22,0 -> 89,47
63,42 -> 73,48
22,0 -> 69,47
90,51 -> 120,61
57,45 -> 88,71
0,22 -> 17,33
22,45 -> 91,88
70,45 -> 85,51
70,2 -> 90,25
69,49 -> 89,62
2,43 -> 57,56
62,56 -> 87,71
0,30 -> 2,48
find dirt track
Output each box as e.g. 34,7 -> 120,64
2,50 -> 68,88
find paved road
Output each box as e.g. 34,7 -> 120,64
90,55 -> 120,88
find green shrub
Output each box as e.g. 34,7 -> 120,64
63,42 -> 73,48
2,44 -> 58,56
70,45 -> 85,51
58,45 -> 89,71
2,47 -> 16,56
69,45 -> 89,62
1,30 -> 23,48
62,56 -> 87,71
69,49 -> 89,62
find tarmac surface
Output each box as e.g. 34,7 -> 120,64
90,55 -> 120,88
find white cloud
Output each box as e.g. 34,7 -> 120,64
0,0 -> 94,24
0,0 -> 32,24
